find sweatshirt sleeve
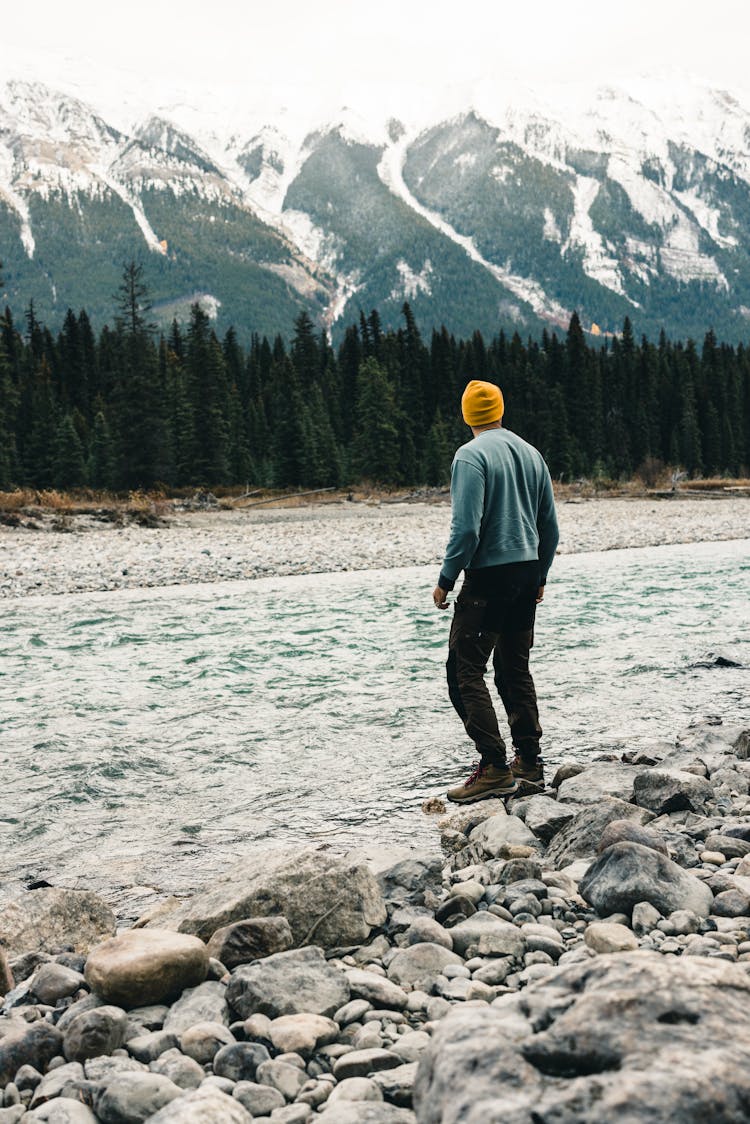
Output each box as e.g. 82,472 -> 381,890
438,457 -> 485,590
536,463 -> 559,584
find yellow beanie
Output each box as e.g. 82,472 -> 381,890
461,380 -> 504,427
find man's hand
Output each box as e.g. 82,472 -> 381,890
536,586 -> 545,604
433,585 -> 449,610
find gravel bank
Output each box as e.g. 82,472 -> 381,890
1,495 -> 748,599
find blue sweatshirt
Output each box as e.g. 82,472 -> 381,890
438,427 -> 559,591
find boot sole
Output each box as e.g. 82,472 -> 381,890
447,784 -> 518,804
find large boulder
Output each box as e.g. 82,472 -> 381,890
0,889 -> 115,958
148,850 -> 386,949
545,797 -> 653,869
205,916 -> 293,969
414,951 -> 750,1123
84,930 -> 209,1009
556,763 -> 637,805
226,946 -> 350,1019
580,841 -> 714,918
468,815 -> 540,858
632,769 -> 714,814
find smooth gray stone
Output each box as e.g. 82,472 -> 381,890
371,1063 -> 417,1107
232,1080 -> 286,1115
30,964 -> 87,1006
333,1049 -> 402,1081
145,1086 -> 253,1122
226,947 -> 349,1020
23,1100 -> 98,1122
580,842 -> 714,918
524,797 -> 580,844
179,1021 -> 235,1065
345,971 -> 407,1012
94,1072 -> 183,1123
62,1005 -> 128,1062
386,945 -> 462,989
213,1041 -> 271,1082
126,1030 -> 179,1064
149,1047 -> 205,1089
29,1062 -> 84,1107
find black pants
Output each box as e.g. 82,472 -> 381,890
446,561 -> 543,767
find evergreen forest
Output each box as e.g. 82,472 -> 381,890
0,263 -> 748,492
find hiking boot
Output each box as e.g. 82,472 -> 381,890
511,754 -> 545,794
447,761 -> 518,803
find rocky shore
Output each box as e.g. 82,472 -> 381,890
3,717 -> 750,1122
1,495 -> 748,598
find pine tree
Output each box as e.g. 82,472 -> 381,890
351,358 -> 401,482
423,410 -> 452,486
88,411 -> 116,489
53,414 -> 87,488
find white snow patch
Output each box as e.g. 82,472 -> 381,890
563,174 -> 631,299
491,165 -> 512,184
196,294 -> 221,319
377,135 -> 571,326
543,207 -> 562,242
673,187 -> 737,249
91,164 -> 166,254
391,259 -> 433,301
455,152 -> 476,171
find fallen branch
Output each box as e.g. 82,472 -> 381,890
239,487 -> 336,508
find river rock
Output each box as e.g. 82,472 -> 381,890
62,1006 -> 128,1063
156,850 -> 386,949
584,922 -> 639,953
84,930 -> 208,1009
179,1021 -> 235,1065
226,946 -> 349,1020
145,1085 -> 253,1122
705,833 -> 750,859
268,1014 -> 339,1055
0,1021 -> 62,1087
328,1077 -> 383,1103
712,889 -> 750,918
256,1057 -> 307,1100
26,964 -> 85,1007
386,944 -> 463,989
162,982 -> 230,1033
94,1072 -> 183,1123
205,916 -> 293,969
597,818 -> 669,856
232,1079 -> 285,1115
372,1062 -> 417,1107
333,1050 -> 403,1081
376,854 -> 443,905
0,890 -> 116,958
345,970 -> 408,1011
468,815 -> 540,858
580,841 -> 714,918
149,1048 -> 204,1090
213,1041 -> 271,1082
633,769 -> 714,814
126,1030 -> 180,1065
318,1106 -> 415,1123
23,1102 -> 98,1122
414,951 -> 750,1122
448,913 -> 525,958
556,762 -> 637,805
29,1062 -> 85,1105
524,797 -> 579,844
403,918 -> 453,950
545,797 -> 653,869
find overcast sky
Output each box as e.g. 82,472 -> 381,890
4,0 -> 750,120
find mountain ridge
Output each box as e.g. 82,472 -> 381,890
2,71 -> 750,342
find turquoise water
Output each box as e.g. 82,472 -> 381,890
1,539 -> 748,916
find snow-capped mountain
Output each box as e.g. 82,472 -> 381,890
2,72 -> 750,341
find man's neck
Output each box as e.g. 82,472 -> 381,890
470,421 -> 502,438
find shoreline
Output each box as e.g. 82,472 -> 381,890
1,494 -> 748,600
2,718 -> 750,1120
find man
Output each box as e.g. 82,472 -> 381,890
433,379 -> 559,802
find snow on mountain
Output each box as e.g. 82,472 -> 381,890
2,59 -> 750,340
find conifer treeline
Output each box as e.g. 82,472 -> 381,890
0,263 -> 749,491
